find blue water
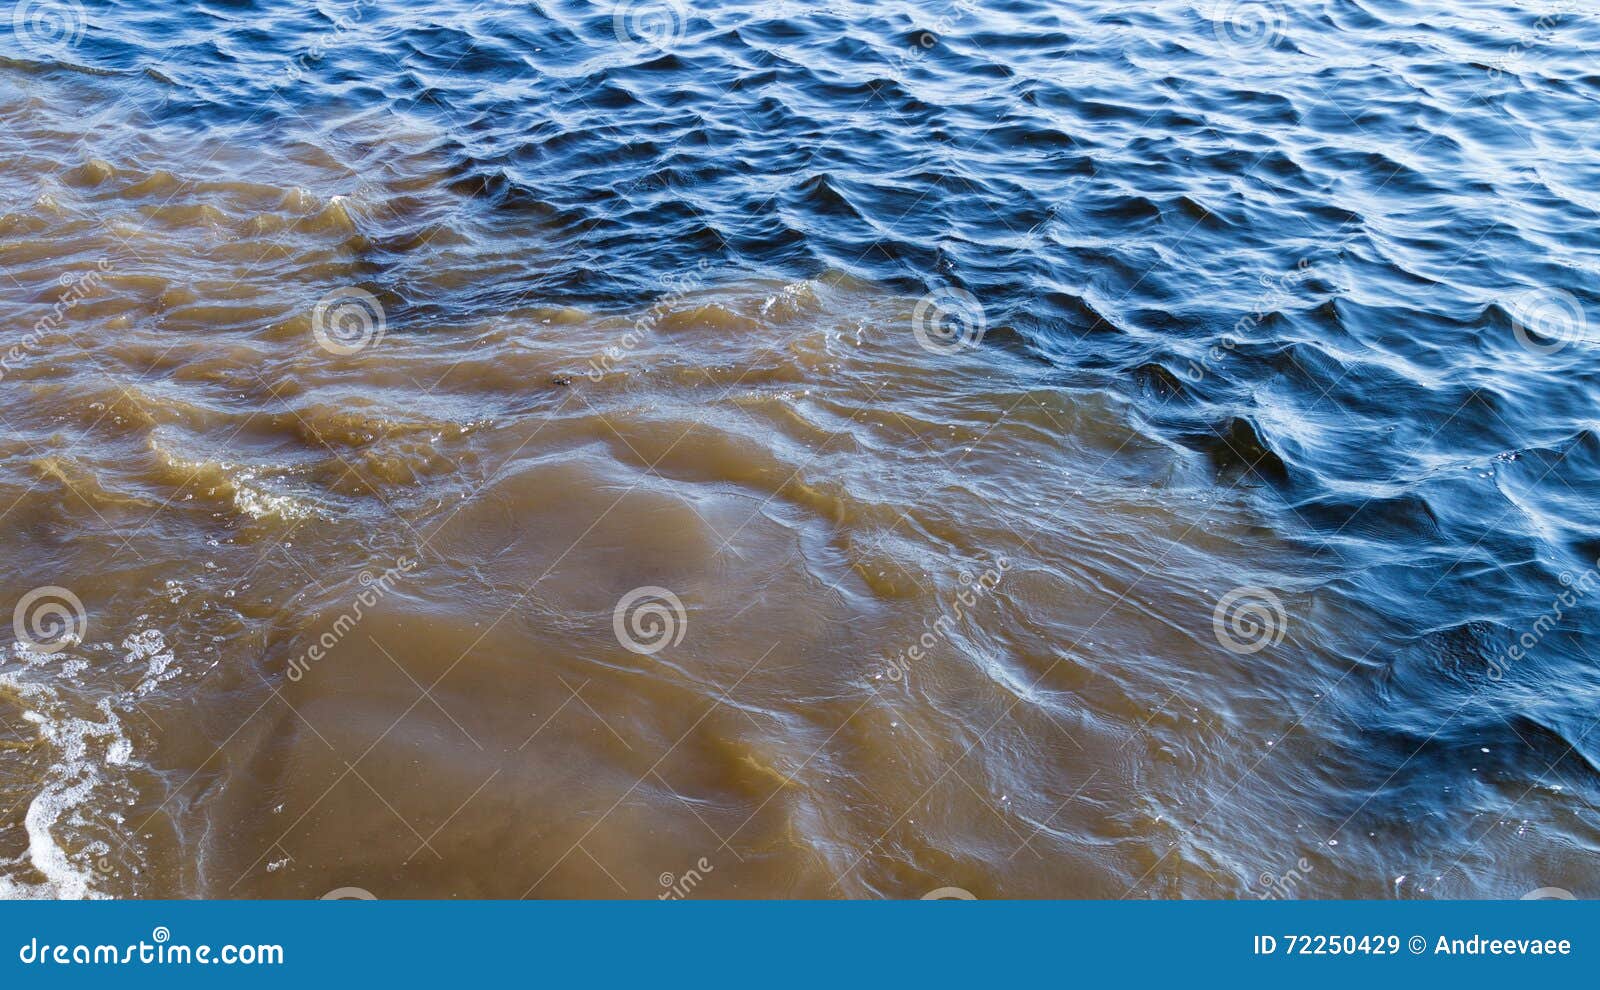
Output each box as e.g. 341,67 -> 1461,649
3,0 -> 1600,898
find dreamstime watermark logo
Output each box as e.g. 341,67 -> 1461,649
17,927 -> 285,966
2,260 -> 111,385
612,586 -> 687,655
912,287 -> 987,354
1209,0 -> 1286,53
311,286 -> 386,356
286,556 -> 416,681
320,886 -> 377,900
658,857 -> 714,900
1256,855 -> 1314,899
282,0 -> 375,80
1522,887 -> 1576,900
1211,585 -> 1286,655
895,0 -> 976,67
900,30 -> 939,65
12,586 -> 86,655
612,0 -> 688,52
921,886 -> 976,900
1508,288 -> 1590,356
1186,256 -> 1324,382
1486,555 -> 1600,681
1486,1 -> 1582,80
871,557 -> 1009,684
10,0 -> 86,57
586,261 -> 710,381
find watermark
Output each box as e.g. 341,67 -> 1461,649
1187,258 -> 1319,383
1208,0 -> 1286,53
1485,556 -> 1600,681
12,585 -> 87,655
612,0 -> 688,53
282,0 -> 377,81
1255,855 -> 1314,899
9,0 -> 86,57
1,260 -> 111,384
586,318 -> 650,381
1211,585 -> 1287,655
1487,2 -> 1583,80
872,557 -> 1009,683
585,262 -> 710,381
612,586 -> 687,655
895,0 -> 977,67
921,886 -> 977,900
1508,287 -> 1590,356
901,30 -> 939,66
321,886 -> 378,900
286,556 -> 416,681
18,928 -> 283,966
912,287 -> 987,355
1522,886 -> 1576,900
311,286 -> 386,356
657,857 -> 714,900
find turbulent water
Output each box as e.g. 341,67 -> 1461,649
1,0 -> 1598,899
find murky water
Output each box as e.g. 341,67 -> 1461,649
2,0 -> 1598,899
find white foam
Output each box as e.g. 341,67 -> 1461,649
0,689 -> 120,900
231,478 -> 311,521
147,440 -> 312,522
122,628 -> 176,696
21,710 -> 109,900
0,625 -> 176,899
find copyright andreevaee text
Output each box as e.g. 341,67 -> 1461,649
1254,934 -> 1572,957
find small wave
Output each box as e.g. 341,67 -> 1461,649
1,660 -> 125,899
0,623 -> 183,899
148,441 -> 315,522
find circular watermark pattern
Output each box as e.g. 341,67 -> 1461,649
921,886 -> 977,900
10,0 -> 87,57
1209,0 -> 1286,53
612,585 -> 687,655
1211,585 -> 1286,655
321,886 -> 378,900
151,926 -> 170,944
612,0 -> 689,53
912,287 -> 987,354
1522,886 -> 1576,900
311,286 -> 386,356
1508,288 -> 1589,356
12,585 -> 86,655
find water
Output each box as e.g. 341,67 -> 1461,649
1,0 -> 1597,899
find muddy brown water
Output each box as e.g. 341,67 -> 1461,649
0,61 -> 1584,900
